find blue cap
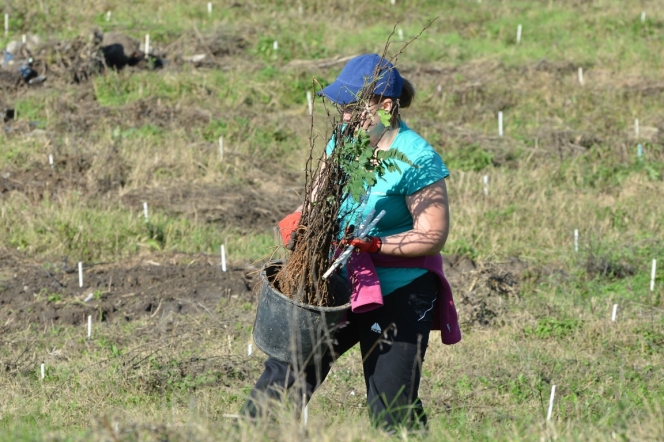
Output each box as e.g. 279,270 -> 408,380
318,54 -> 403,105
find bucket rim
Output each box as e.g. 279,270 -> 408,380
260,261 -> 351,313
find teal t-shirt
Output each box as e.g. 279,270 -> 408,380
326,120 -> 449,295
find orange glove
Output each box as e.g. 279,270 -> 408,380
341,236 -> 382,253
278,211 -> 302,246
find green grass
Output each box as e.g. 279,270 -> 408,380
1,196 -> 275,261
1,297 -> 661,441
93,68 -> 214,107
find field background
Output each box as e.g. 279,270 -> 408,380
0,0 -> 663,440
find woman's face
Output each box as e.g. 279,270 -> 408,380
341,97 -> 393,144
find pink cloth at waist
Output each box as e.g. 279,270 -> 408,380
345,253 -> 461,345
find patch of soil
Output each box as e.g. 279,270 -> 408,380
621,80 -> 664,98
0,29 -> 254,120
0,70 -> 24,93
164,29 -> 250,68
530,59 -> 581,75
0,250 -> 261,333
3,29 -> 251,90
0,249 -> 541,333
0,154 -> 91,201
443,255 -> 530,327
1,154 -> 303,231
48,93 -> 215,136
535,128 -> 603,160
121,182 -> 302,231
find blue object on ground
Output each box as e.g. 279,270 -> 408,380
2,50 -> 14,67
18,63 -> 33,79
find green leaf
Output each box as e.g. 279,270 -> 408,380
334,122 -> 412,203
377,109 -> 392,127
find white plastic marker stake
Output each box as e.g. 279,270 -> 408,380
390,0 -> 395,5
641,11 -> 646,23
298,6 -> 303,15
22,34 -> 26,44
247,342 -> 252,356
612,304 -> 618,322
4,14 -> 8,38
398,28 -> 403,40
218,136 -> 224,162
302,393 -> 309,427
578,67 -> 584,85
306,91 -> 313,116
207,2 -> 212,15
221,245 -> 227,272
651,259 -> 657,292
516,24 -> 522,44
78,262 -> 83,288
87,315 -> 92,339
498,111 -> 504,137
49,154 -> 54,169
273,40 -> 278,51
143,202 -> 149,222
41,363 -> 45,380
546,385 -> 556,421
106,11 -> 111,22
574,229 -> 579,252
483,175 -> 489,196
145,34 -> 150,56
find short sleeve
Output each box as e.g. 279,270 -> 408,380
400,149 -> 449,196
325,136 -> 335,157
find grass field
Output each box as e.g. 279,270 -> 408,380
0,0 -> 663,440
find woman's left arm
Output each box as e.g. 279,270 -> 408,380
378,178 -> 450,257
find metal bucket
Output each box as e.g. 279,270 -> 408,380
252,262 -> 350,366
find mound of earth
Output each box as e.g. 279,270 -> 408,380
0,250 -> 260,333
0,155 -> 303,232
443,255 -> 529,327
121,182 -> 303,230
0,153 -> 91,200
1,28 -> 250,92
0,248 -> 535,334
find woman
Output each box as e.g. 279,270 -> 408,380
241,54 -> 460,432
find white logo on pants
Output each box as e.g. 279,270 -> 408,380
371,323 -> 382,333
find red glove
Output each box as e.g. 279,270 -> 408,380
342,236 -> 382,253
278,211 -> 302,245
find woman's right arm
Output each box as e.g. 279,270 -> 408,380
375,178 -> 450,257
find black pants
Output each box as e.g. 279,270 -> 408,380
241,271 -> 438,431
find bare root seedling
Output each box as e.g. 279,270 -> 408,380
274,21 -> 436,306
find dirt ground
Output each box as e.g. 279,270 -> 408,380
0,250 -> 257,332
0,247 -> 533,334
0,157 -> 302,229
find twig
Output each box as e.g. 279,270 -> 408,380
192,23 -> 218,65
101,417 -> 120,442
149,298 -> 163,318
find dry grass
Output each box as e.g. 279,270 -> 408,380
447,163 -> 664,260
